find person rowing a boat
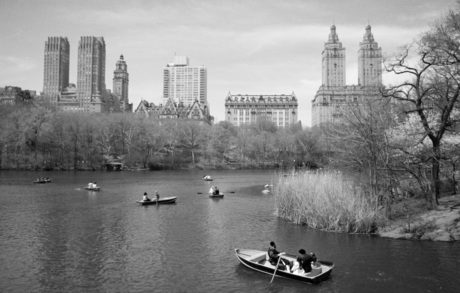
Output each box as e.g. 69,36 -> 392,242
143,192 -> 151,202
214,186 -> 220,195
268,241 -> 290,271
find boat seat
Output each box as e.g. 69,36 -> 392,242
250,252 -> 268,264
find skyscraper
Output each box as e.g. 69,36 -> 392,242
113,54 -> 130,111
43,37 -> 70,100
311,24 -> 382,126
76,36 -> 106,112
358,25 -> 382,87
322,25 -> 346,87
163,56 -> 207,107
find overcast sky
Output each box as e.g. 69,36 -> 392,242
0,0 -> 456,126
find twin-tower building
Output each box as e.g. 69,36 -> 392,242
311,24 -> 382,126
43,36 -> 130,112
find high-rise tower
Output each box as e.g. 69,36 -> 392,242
113,54 -> 129,111
322,25 -> 346,87
358,25 -> 382,87
76,36 -> 106,112
163,56 -> 207,107
312,24 -> 383,126
43,37 -> 70,99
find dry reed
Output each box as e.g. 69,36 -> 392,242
273,172 -> 384,233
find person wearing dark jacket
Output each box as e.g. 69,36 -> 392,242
297,249 -> 313,273
268,241 -> 290,271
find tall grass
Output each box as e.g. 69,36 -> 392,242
273,172 -> 385,233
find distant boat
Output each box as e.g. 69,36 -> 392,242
85,187 -> 101,191
235,248 -> 334,284
283,174 -> 297,177
33,178 -> 52,184
203,176 -> 213,181
136,196 -> 177,205
209,193 -> 224,198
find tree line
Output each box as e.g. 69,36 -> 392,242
0,106 -> 325,171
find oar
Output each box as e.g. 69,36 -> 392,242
270,253 -> 284,283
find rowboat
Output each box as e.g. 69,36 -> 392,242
33,179 -> 52,184
209,193 -> 224,198
203,177 -> 213,181
136,196 -> 177,205
85,187 -> 101,191
235,248 -> 333,284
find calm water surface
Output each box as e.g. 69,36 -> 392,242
0,170 -> 459,293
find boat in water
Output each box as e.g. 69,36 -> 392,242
136,196 -> 177,205
209,193 -> 224,198
33,178 -> 52,184
235,248 -> 333,284
85,187 -> 101,191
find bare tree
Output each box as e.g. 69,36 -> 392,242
384,3 -> 460,208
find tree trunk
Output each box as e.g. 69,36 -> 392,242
430,141 -> 441,209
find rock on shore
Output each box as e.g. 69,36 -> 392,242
378,195 -> 460,242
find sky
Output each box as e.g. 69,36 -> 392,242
0,0 -> 457,126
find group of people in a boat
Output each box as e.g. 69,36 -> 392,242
209,186 -> 220,195
36,177 -> 50,182
87,182 -> 99,189
268,241 -> 322,276
142,190 -> 160,202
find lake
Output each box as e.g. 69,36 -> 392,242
0,170 -> 459,292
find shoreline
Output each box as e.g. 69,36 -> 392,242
377,195 -> 460,242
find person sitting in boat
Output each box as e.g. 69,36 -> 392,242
155,190 -> 160,201
309,253 -> 322,276
87,182 -> 93,188
93,182 -> 99,188
297,249 -> 313,273
209,186 -> 215,194
214,186 -> 220,195
143,192 -> 151,202
290,259 -> 305,275
268,241 -> 290,271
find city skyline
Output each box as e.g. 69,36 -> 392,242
0,0 -> 456,126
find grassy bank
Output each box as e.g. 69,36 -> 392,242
273,172 -> 385,233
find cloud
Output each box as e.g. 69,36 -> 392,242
0,56 -> 37,72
